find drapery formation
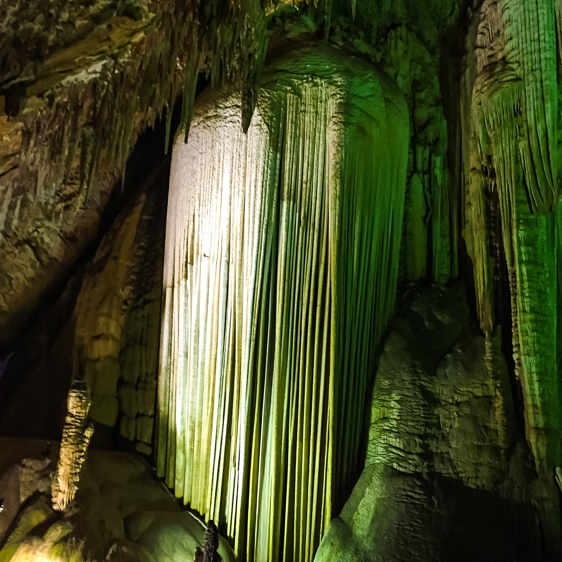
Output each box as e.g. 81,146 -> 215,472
464,0 -> 562,477
157,44 -> 408,561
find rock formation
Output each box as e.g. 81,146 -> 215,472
315,285 -> 561,561
0,438 -> 236,562
463,0 -> 562,480
51,377 -> 94,511
157,43 -> 408,562
1,0 -> 562,561
0,0 -> 269,355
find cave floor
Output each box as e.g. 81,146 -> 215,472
0,437 -> 235,562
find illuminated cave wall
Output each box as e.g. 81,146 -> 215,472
157,44 -> 409,561
2,0 -> 562,561
463,0 -> 562,478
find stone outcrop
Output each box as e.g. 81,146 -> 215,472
0,0 -> 270,356
315,285 -> 561,562
0,437 -> 236,562
0,157 -> 168,453
460,0 -> 562,481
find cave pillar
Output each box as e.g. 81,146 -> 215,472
157,44 -> 409,561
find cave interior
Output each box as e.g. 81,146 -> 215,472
1,0 -> 562,560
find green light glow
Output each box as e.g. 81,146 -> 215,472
157,44 -> 409,562
466,0 -> 562,477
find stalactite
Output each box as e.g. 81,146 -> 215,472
430,153 -> 452,284
51,377 -> 94,511
464,154 -> 494,333
504,0 -> 559,213
512,186 -> 559,477
507,267 -> 521,375
157,44 -> 409,562
3,0 -> 271,217
466,0 -> 562,477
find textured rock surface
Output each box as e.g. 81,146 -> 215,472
158,42 -> 409,562
1,2 -> 562,561
270,0 -> 466,285
0,1 -> 156,353
315,285 -> 561,561
0,158 -> 168,451
0,437 -> 236,562
76,160 -> 167,450
51,379 -> 94,511
462,0 -> 562,478
0,0 -> 270,355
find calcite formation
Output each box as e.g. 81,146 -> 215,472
0,159 -> 168,453
51,378 -> 94,511
315,286 -> 562,562
157,43 -> 408,561
0,439 -> 236,562
1,0 -> 562,560
463,0 -> 562,479
0,0 -> 270,355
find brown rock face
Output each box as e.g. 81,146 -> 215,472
0,123 -> 118,354
0,0 -> 270,356
315,285 -> 561,562
0,0 -> 157,354
0,158 -> 168,450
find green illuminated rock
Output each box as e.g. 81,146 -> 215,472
464,0 -> 562,478
158,43 -> 409,562
315,286 -> 562,562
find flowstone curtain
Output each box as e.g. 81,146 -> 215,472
464,0 -> 562,478
157,44 -> 409,562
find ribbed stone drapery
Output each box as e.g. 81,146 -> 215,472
464,0 -> 562,478
157,44 -> 409,562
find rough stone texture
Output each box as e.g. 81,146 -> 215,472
0,437 -> 236,562
0,160 -> 168,452
0,1 -> 156,354
462,0 -> 562,478
315,285 -> 561,562
0,113 -> 119,354
0,0 -> 270,356
51,379 -> 95,511
75,161 -> 167,449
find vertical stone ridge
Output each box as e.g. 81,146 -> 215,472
51,377 -> 94,511
464,0 -> 562,477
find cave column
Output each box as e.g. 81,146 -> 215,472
157,44 -> 409,562
466,0 -> 562,478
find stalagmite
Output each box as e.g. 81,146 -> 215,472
51,377 -> 94,511
157,44 -> 409,562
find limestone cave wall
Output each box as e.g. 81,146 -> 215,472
1,1 -> 562,561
